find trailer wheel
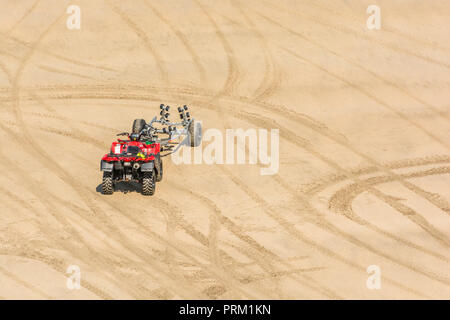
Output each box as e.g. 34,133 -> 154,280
142,170 -> 155,196
132,119 -> 146,134
155,154 -> 163,182
188,119 -> 202,147
102,171 -> 114,195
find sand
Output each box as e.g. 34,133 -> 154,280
0,0 -> 449,299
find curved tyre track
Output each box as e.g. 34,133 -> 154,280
1,0 -> 449,299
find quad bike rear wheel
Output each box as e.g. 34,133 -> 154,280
155,154 -> 163,182
132,118 -> 146,134
102,171 -> 114,195
142,170 -> 155,196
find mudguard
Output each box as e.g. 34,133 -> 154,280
100,160 -> 113,172
141,161 -> 154,172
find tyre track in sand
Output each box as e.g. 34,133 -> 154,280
207,5 -> 450,222
257,0 -> 450,72
305,163 -> 450,262
105,0 -> 169,86
0,147 -> 118,299
218,10 -> 450,248
279,47 -> 450,242
157,8 -> 450,289
113,3 -> 326,292
0,109 -> 239,298
202,8 -> 450,262
96,192 -> 260,299
92,174 -> 271,298
0,106 -> 118,132
184,3 -> 343,297
52,132 -> 260,297
10,82 -> 450,227
166,178 -> 341,299
0,61 -> 12,85
101,3 -> 223,288
76,1 -> 266,298
228,0 -> 282,101
327,165 -> 450,248
165,0 -> 289,297
250,7 -> 450,136
1,12 -> 122,299
184,1 -> 324,297
1,82 -> 444,296
329,166 -> 450,219
24,85 -> 334,298
142,0 -> 207,85
91,157 -> 294,298
221,165 -> 431,298
0,264 -> 52,299
304,155 -> 450,195
7,0 -> 41,34
11,84 -> 449,291
0,199 -> 137,299
0,13 -> 134,298
0,120 -> 203,298
225,124 -> 449,280
0,33 -> 118,74
0,144 -> 207,299
166,175 -> 287,299
169,81 -> 450,293
230,109 -> 450,287
307,1 -> 450,55
253,11 -> 450,125
150,196 -> 263,299
2,8 -> 212,299
6,108 -> 223,297
36,65 -> 102,82
23,5 -> 216,298
28,91 -> 110,149
27,90 -> 326,298
2,1 -> 250,298
214,116 -> 446,296
193,0 -> 240,96
2,0 -> 446,294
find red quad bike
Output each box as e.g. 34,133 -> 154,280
100,104 -> 201,196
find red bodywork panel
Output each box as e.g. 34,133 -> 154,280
102,140 -> 160,162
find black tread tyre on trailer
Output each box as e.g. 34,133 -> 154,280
102,171 -> 114,195
132,119 -> 146,134
155,154 -> 163,182
142,170 -> 155,196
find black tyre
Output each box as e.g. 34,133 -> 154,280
101,171 -> 114,195
155,154 -> 163,182
132,119 -> 146,134
142,170 -> 155,196
188,119 -> 202,147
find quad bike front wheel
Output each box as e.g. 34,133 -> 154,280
102,171 -> 114,195
142,170 -> 156,196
